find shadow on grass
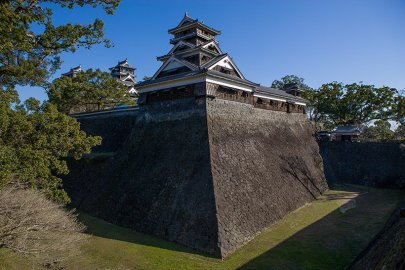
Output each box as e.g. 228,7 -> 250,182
74,185 -> 402,270
77,212 -> 214,258
236,186 -> 402,270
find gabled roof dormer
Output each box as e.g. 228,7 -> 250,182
152,56 -> 198,80
157,41 -> 196,61
202,41 -> 222,55
122,74 -> 136,84
206,55 -> 245,79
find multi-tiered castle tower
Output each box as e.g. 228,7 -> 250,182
137,13 -> 307,114
109,59 -> 137,94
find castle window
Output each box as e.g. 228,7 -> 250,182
217,86 -> 237,95
220,67 -> 231,75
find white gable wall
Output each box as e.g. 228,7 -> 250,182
208,56 -> 245,79
212,58 -> 234,70
163,60 -> 185,71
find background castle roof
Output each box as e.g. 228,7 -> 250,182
168,13 -> 221,35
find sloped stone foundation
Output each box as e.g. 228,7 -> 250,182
63,97 -> 328,258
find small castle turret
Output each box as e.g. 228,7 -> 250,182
109,59 -> 137,94
62,65 -> 83,78
109,59 -> 136,85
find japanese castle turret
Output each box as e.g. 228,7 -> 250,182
110,59 -> 137,94
62,65 -> 83,78
136,14 -> 307,113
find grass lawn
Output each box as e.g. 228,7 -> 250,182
1,184 -> 403,270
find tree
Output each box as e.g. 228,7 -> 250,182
0,0 -> 120,87
0,0 -> 119,264
394,95 -> 405,125
307,82 -> 398,129
0,88 -> 101,203
0,187 -> 87,268
395,123 -> 405,140
0,0 -> 121,201
48,68 -> 133,114
361,120 -> 395,141
271,75 -> 312,91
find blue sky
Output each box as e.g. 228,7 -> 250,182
19,0 -> 405,102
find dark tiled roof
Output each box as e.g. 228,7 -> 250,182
206,69 -> 257,86
118,59 -> 128,65
169,22 -> 221,35
157,44 -> 220,61
201,53 -> 228,68
333,126 -> 361,134
111,59 -> 135,70
168,16 -> 221,35
61,65 -> 83,76
136,69 -> 206,88
136,67 -> 257,89
256,86 -> 307,103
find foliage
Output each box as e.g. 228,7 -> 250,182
306,82 -> 398,129
0,187 -> 87,268
0,0 -> 120,202
360,120 -> 395,142
271,75 -> 323,127
0,0 -> 118,265
48,68 -> 133,114
271,74 -> 313,91
0,0 -> 120,87
395,95 -> 405,124
395,123 -> 405,140
0,88 -> 101,203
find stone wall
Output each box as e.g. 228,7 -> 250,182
63,97 -> 328,258
65,98 -> 221,256
320,142 -> 405,188
206,99 -> 328,257
350,219 -> 405,270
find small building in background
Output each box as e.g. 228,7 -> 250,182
109,59 -> 137,95
283,83 -> 306,97
61,59 -> 138,101
61,65 -> 83,78
316,131 -> 332,141
332,125 -> 361,141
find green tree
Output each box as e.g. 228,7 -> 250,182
48,68 -> 133,114
394,94 -> 405,124
394,123 -> 405,140
308,82 -> 397,129
0,0 -> 119,87
271,75 -> 313,91
0,0 -> 120,264
271,75 -> 325,129
361,120 -> 395,142
0,88 -> 101,203
0,0 -> 121,201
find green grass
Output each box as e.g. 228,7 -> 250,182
1,185 -> 403,270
